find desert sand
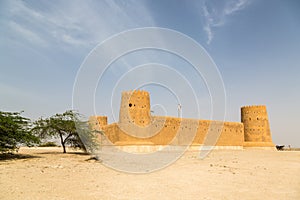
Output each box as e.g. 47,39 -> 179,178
0,147 -> 299,200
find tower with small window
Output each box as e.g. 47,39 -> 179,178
241,105 -> 274,147
119,90 -> 151,127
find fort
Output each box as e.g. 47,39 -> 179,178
90,90 -> 274,149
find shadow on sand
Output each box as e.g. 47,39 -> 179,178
0,153 -> 41,161
35,151 -> 90,155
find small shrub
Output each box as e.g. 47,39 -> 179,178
38,142 -> 58,147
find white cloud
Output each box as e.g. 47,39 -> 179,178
0,0 -> 159,119
202,4 -> 214,44
224,0 -> 250,15
8,21 -> 47,47
202,0 -> 251,44
3,0 -> 156,50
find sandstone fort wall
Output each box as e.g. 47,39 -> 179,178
100,116 -> 244,146
90,90 -> 273,147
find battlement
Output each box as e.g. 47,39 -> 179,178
121,90 -> 149,97
241,105 -> 266,109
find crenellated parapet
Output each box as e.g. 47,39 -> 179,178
241,105 -> 266,109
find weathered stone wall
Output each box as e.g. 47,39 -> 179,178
241,105 -> 274,147
101,116 -> 244,146
88,116 -> 107,131
202,120 -> 244,146
96,116 -> 107,129
103,123 -> 119,144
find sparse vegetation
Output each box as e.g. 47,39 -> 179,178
0,111 -> 39,153
32,110 -> 98,153
38,141 -> 58,147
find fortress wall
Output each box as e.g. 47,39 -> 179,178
99,115 -> 244,146
88,116 -> 108,133
90,90 -> 274,147
101,116 -> 198,145
115,116 -> 180,145
191,120 -> 244,146
214,122 -> 244,146
89,116 -> 100,131
102,123 -> 119,144
96,116 -> 108,129
89,116 -> 111,145
90,92 -> 273,148
149,116 -> 199,145
115,90 -> 243,145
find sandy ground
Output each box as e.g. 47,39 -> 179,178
0,147 -> 299,200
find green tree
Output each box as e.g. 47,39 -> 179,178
32,110 -> 98,153
0,111 -> 39,153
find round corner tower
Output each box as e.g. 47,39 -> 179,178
119,90 -> 151,127
241,105 -> 274,147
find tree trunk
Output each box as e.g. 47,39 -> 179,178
62,142 -> 66,153
59,132 -> 66,153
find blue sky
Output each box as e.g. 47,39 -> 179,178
1,0 -> 299,146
